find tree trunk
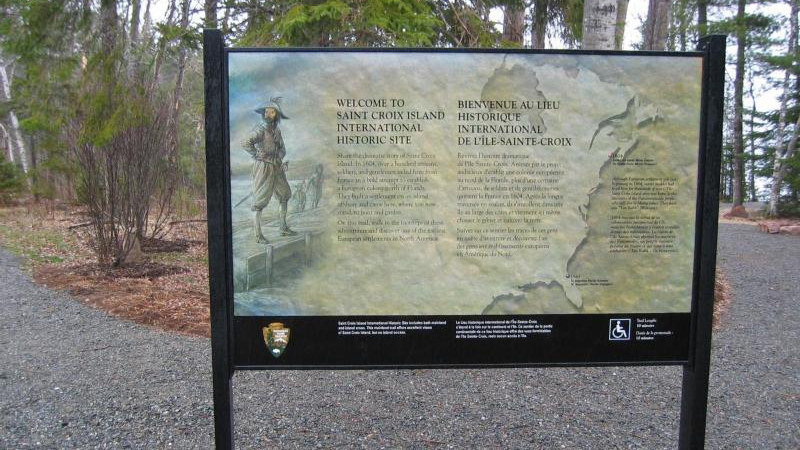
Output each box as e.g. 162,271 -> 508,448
748,82 -> 758,202
720,163 -> 727,200
81,0 -> 93,26
205,0 -> 218,28
727,158 -> 734,201
100,0 -> 119,54
642,0 -> 672,50
768,0 -> 799,216
29,134 -> 38,201
151,0 -> 177,91
0,62 -> 28,174
142,0 -> 152,40
532,0 -> 549,49
731,0 -> 746,207
0,122 -> 13,165
503,4 -> 526,45
170,0 -> 190,145
222,0 -> 231,35
615,0 -> 629,49
769,113 -> 800,214
582,0 -> 618,50
130,0 -> 142,45
675,0 -> 692,51
697,0 -> 708,37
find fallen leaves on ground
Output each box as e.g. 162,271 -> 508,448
714,268 -> 732,329
0,204 -> 211,337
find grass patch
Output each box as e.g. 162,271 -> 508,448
152,250 -> 208,265
0,207 -> 85,267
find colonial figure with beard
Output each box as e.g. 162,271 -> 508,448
242,97 -> 297,243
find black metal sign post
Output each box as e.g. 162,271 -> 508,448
678,34 -> 726,450
204,29 -> 234,450
203,29 -> 726,449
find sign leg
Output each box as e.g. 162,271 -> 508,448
678,34 -> 726,450
212,365 -> 234,449
204,28 -> 236,449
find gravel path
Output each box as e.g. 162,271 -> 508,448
1,223 -> 797,449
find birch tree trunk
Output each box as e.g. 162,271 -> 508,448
0,61 -> 28,174
0,122 -> 13,165
582,0 -> 618,50
642,0 -> 672,50
768,0 -> 799,216
615,0 -> 629,49
731,0 -> 746,207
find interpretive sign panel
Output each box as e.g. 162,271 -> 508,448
204,31 -> 726,449
219,48 -> 708,368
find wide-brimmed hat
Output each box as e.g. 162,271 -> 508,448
255,97 -> 289,119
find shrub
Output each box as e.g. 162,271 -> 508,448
67,89 -> 176,266
0,154 -> 26,204
776,201 -> 800,218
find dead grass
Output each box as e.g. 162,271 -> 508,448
0,203 -> 211,337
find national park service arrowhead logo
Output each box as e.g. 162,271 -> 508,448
263,323 -> 290,358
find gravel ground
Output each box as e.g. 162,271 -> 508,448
1,223 -> 797,449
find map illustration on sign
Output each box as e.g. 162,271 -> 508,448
227,52 -> 702,317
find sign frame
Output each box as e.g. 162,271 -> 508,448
203,30 -> 725,449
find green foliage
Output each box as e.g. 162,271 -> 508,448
241,0 -> 442,47
0,153 -> 26,204
0,0 -> 86,196
775,198 -> 800,217
556,0 -> 584,47
429,0 -> 500,47
155,23 -> 203,51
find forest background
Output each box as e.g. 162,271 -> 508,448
0,0 -> 793,333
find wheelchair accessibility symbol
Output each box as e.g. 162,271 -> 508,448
609,319 -> 631,341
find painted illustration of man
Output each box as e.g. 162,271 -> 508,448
242,97 -> 296,243
307,164 -> 324,209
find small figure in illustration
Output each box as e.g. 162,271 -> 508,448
242,97 -> 297,243
307,164 -> 324,209
293,182 -> 307,213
